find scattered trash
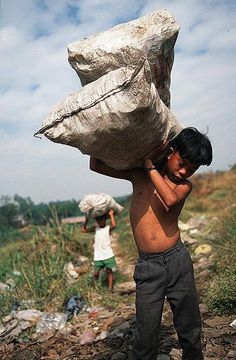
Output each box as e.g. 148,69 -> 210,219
230,319 -> 236,329
178,221 -> 191,231
88,307 -> 100,319
12,270 -> 21,277
79,329 -> 96,345
64,262 -> 79,281
5,278 -> 16,288
64,294 -> 86,320
194,244 -> 212,256
96,330 -> 108,341
16,309 -> 43,322
36,313 -> 67,333
189,228 -> 199,236
0,282 -> 10,292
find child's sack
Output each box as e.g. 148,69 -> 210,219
34,59 -> 182,170
79,193 -> 124,218
68,9 -> 179,109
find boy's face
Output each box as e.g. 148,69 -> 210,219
167,151 -> 199,182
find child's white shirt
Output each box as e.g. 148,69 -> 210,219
94,225 -> 114,261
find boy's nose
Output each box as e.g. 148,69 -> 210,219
179,168 -> 187,176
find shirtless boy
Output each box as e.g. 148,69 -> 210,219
89,127 -> 212,360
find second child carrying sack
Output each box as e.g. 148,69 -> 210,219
79,193 -> 124,218
34,59 -> 182,170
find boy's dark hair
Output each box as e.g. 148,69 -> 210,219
95,213 -> 107,222
169,127 -> 213,166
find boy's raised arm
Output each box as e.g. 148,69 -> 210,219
144,158 -> 192,208
108,209 -> 116,230
81,216 -> 95,233
90,157 -> 134,181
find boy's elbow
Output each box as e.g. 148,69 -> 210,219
165,194 -> 178,207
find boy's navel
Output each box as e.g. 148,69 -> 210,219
150,233 -> 157,241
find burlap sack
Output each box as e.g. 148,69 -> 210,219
68,10 -> 179,108
79,193 -> 124,218
34,59 -> 182,170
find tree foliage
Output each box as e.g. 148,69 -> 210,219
0,195 -> 82,228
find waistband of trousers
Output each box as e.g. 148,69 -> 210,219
139,239 -> 184,260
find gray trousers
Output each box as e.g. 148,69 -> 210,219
133,240 -> 203,360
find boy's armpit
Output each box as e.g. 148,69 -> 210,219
90,157 -> 134,181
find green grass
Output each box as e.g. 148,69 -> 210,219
205,206 -> 236,315
0,218 -> 132,320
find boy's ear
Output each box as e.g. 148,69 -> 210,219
167,147 -> 175,159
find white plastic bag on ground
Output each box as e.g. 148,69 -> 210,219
68,10 -> 179,108
34,59 -> 182,170
79,193 -> 124,218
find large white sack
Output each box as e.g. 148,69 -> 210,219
68,10 -> 179,108
34,59 -> 182,170
79,193 -> 124,218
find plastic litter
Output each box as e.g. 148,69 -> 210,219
36,313 -> 67,333
64,294 -> 86,320
64,261 -> 79,281
80,329 -> 96,345
230,319 -> 236,329
88,307 -> 100,319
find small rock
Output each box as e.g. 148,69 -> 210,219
169,348 -> 182,359
47,349 -> 60,360
16,309 -> 43,322
230,319 -> 236,328
178,221 -> 190,231
0,282 -> 10,292
228,349 -> 236,358
0,325 -> 6,336
111,352 -> 126,360
2,314 -> 12,323
96,330 -> 108,341
114,281 -> 136,294
6,278 -> 16,288
194,244 -> 212,256
156,354 -> 170,360
189,229 -> 199,236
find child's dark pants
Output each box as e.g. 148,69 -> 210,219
133,240 -> 203,360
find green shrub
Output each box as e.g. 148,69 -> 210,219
206,265 -> 236,314
205,206 -> 236,314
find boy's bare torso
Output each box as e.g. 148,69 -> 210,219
130,169 -> 187,253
